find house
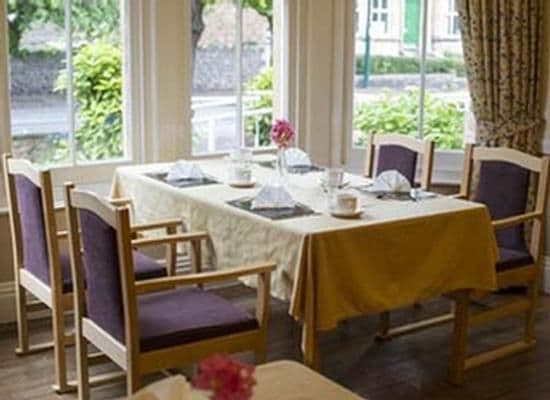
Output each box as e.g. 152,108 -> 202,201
356,0 -> 462,56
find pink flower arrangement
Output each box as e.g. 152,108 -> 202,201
270,119 -> 295,149
192,355 -> 257,400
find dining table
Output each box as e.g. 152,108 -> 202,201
131,360 -> 365,399
111,157 -> 498,375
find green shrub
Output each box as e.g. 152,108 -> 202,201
353,89 -> 464,150
355,55 -> 466,77
55,40 -> 123,160
244,66 -> 273,147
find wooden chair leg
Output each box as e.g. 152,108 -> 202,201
523,280 -> 538,344
375,311 -> 390,340
449,290 -> 470,386
14,284 -> 29,355
76,334 -> 90,400
127,368 -> 142,396
255,343 -> 268,365
51,305 -> 71,393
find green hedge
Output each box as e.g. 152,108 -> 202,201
356,55 -> 466,77
353,89 -> 464,150
55,41 -> 123,161
244,66 -> 273,147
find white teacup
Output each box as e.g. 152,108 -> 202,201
229,166 -> 252,183
334,192 -> 358,213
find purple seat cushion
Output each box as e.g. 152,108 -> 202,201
496,247 -> 534,271
376,144 -> 418,185
474,161 -> 530,253
138,288 -> 258,352
60,250 -> 167,293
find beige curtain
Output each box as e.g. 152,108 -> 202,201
457,0 -> 545,154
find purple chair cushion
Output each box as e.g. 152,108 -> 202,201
376,144 -> 418,185
60,250 -> 167,293
138,288 -> 258,352
474,161 -> 530,252
15,175 -> 50,286
496,247 -> 534,271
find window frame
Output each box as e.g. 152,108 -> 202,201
0,0 -> 141,186
445,0 -> 460,37
345,0 -> 466,183
190,0 -> 286,157
370,0 -> 390,37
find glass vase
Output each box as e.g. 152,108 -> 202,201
276,147 -> 288,184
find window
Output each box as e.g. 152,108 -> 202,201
191,0 -> 278,155
446,0 -> 459,36
7,0 -> 125,166
371,0 -> 389,35
351,0 -> 469,157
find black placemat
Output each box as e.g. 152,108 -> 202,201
369,191 -> 413,201
257,161 -> 324,174
227,197 -> 318,220
145,172 -> 219,188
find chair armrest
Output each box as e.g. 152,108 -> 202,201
131,218 -> 183,233
132,232 -> 208,247
108,197 -> 133,207
492,211 -> 542,230
134,262 -> 276,295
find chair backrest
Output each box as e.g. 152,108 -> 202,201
2,154 -> 61,292
364,133 -> 435,190
460,145 -> 550,261
65,185 -> 138,348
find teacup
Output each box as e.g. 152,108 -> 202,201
334,192 -> 358,213
229,165 -> 252,183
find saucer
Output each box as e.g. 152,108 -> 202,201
330,208 -> 363,219
228,179 -> 257,188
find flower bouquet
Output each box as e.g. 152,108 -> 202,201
270,119 -> 296,182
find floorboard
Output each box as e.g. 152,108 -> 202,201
0,286 -> 548,399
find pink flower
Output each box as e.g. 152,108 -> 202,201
270,119 -> 296,149
192,355 -> 256,400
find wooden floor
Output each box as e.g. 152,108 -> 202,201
1,285 -> 549,400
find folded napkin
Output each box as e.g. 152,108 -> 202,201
251,184 -> 296,209
285,148 -> 311,167
166,161 -> 205,182
371,170 -> 411,193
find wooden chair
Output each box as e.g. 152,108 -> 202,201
2,154 -> 179,393
64,184 -> 276,399
374,145 -> 550,384
364,133 -> 435,190
448,145 -> 549,384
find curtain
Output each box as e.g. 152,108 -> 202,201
457,0 -> 545,154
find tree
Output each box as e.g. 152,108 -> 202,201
191,0 -> 273,68
7,0 -> 120,56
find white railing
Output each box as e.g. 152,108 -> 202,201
191,93 -> 273,153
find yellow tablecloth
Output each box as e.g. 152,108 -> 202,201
112,159 -> 498,362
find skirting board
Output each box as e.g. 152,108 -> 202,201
1,261 -> 549,324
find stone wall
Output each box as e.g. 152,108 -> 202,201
10,46 -> 268,97
10,52 -> 64,96
193,45 -> 268,92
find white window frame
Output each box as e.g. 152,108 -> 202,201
0,0 -> 142,188
445,0 -> 460,37
346,0 -> 465,184
190,0 -> 286,157
370,0 -> 390,36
